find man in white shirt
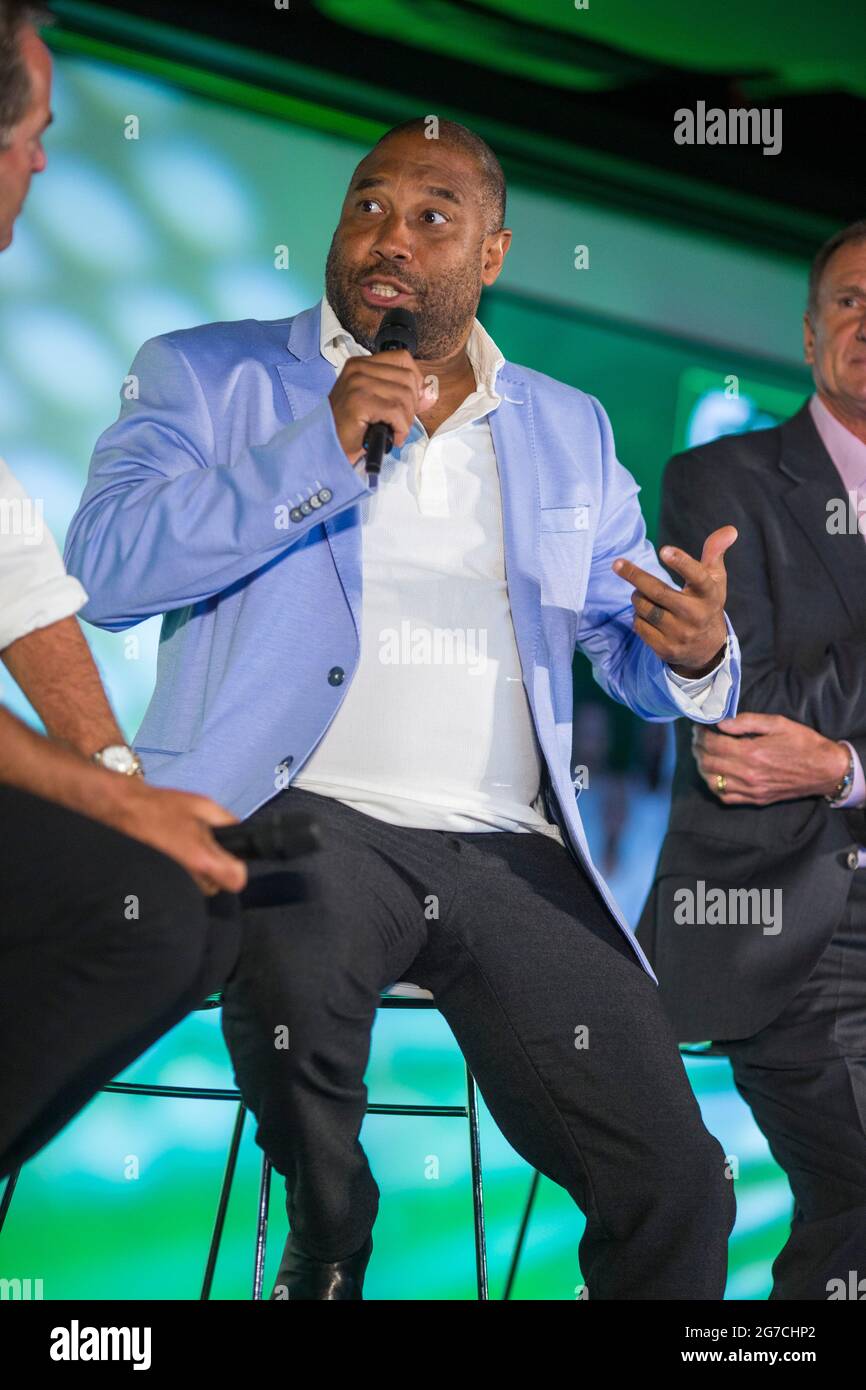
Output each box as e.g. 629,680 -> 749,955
0,0 -> 246,1181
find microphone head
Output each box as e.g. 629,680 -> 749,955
373,306 -> 418,357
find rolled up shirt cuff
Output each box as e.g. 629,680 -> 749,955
1,455 -> 89,650
0,573 -> 88,652
664,635 -> 732,720
830,741 -> 866,809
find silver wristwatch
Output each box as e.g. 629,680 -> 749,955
824,742 -> 854,806
92,744 -> 144,777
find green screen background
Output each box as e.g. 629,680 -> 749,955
0,39 -> 816,1299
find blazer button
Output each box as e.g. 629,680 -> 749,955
327,666 -> 345,686
319,488 -> 332,503
847,848 -> 861,870
300,500 -> 313,515
289,507 -> 303,522
309,493 -> 322,508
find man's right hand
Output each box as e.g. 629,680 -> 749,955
0,706 -> 247,896
329,350 -> 432,465
109,778 -> 248,896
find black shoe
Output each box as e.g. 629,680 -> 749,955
270,1233 -> 373,1300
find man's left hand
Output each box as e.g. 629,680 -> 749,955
612,525 -> 737,677
693,712 -> 851,805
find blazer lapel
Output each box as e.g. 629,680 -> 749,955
276,301 -> 363,641
779,403 -> 866,629
489,366 -> 543,704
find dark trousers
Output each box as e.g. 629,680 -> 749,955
714,874 -> 866,1300
0,786 -> 240,1178
222,786 -> 735,1299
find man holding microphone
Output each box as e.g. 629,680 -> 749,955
68,114 -> 745,1298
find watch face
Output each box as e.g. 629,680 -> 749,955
100,745 -> 138,774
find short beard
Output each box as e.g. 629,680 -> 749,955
324,233 -> 484,359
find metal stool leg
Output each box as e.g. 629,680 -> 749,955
201,1102 -> 247,1300
252,1153 -> 272,1300
502,1169 -> 541,1300
465,1064 -> 488,1300
0,1167 -> 21,1235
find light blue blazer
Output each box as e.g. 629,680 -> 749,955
65,301 -> 740,973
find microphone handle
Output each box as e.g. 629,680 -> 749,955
363,419 -> 393,474
363,339 -> 405,474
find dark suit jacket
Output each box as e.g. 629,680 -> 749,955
637,402 -> 866,1040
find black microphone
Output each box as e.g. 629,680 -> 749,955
213,809 -> 320,862
363,306 -> 418,487
207,810 -> 321,916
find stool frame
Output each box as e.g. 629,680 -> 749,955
0,991 -> 540,1299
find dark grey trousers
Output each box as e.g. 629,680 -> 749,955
715,873 -> 866,1301
222,785 -> 735,1298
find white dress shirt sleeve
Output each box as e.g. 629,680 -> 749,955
663,633 -> 734,721
0,457 -> 87,652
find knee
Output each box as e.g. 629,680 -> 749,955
662,1132 -> 736,1238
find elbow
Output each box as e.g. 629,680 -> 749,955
76,594 -> 138,632
64,519 -> 134,631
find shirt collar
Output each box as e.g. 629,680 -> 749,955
319,295 -> 505,397
809,393 -> 866,493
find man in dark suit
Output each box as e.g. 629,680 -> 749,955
639,219 -> 866,1300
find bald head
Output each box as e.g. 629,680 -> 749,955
369,118 -> 506,236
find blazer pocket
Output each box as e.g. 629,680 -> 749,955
133,746 -> 184,776
668,795 -> 827,853
540,504 -> 591,533
540,504 -> 592,610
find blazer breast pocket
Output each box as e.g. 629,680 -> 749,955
539,504 -> 592,613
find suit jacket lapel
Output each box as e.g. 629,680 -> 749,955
489,367 -> 543,703
779,403 -> 866,629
